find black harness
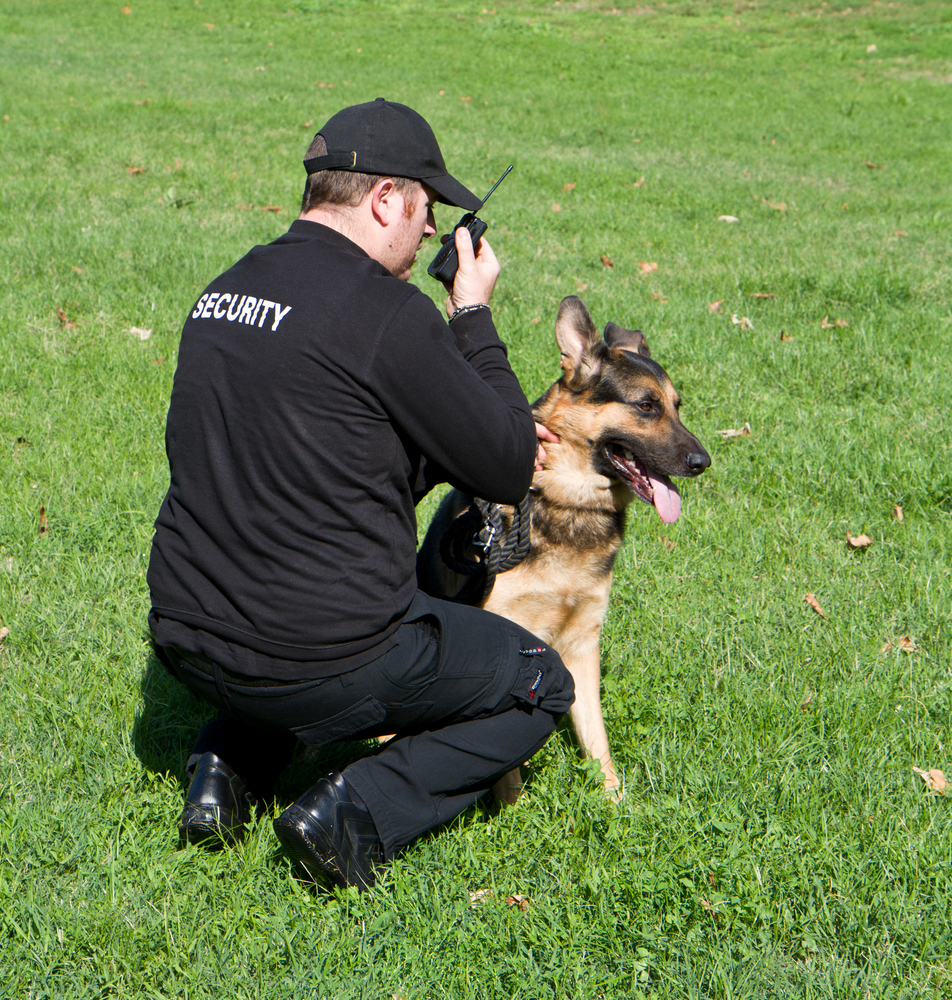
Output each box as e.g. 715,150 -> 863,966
438,494 -> 533,605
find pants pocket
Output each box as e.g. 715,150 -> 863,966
290,694 -> 387,749
508,644 -> 575,717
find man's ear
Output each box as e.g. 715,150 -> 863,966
369,178 -> 399,227
555,296 -> 601,383
603,321 -> 651,358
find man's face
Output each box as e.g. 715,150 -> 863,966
387,183 -> 437,281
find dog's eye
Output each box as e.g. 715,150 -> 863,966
636,401 -> 654,413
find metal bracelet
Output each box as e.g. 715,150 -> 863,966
448,303 -> 490,323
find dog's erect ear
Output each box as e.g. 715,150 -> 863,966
603,322 -> 651,358
555,296 -> 601,381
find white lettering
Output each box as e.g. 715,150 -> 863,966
226,294 -> 245,322
249,298 -> 264,326
192,294 -> 209,319
257,300 -> 275,328
238,296 -> 257,324
271,303 -> 292,330
201,293 -> 219,319
213,293 -> 231,319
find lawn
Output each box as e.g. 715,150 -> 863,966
1,0 -> 951,997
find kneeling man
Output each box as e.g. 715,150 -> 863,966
147,99 -> 573,890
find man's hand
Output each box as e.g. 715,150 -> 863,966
535,423 -> 560,472
445,226 -> 500,318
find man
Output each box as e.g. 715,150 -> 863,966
148,99 -> 573,891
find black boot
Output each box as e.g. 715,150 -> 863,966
179,752 -> 257,848
273,772 -> 384,890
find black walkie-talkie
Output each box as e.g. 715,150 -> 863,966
427,164 -> 513,283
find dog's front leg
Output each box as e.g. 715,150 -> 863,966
492,768 -> 524,806
565,641 -> 621,798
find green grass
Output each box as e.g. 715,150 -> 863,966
2,0 -> 952,996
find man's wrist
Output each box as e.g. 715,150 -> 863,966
448,303 -> 490,323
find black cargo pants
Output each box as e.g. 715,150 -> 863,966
157,591 -> 574,858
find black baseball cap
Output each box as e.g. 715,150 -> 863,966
304,98 -> 482,211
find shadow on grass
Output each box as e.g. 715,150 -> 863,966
131,652 -> 209,789
131,650 -> 388,801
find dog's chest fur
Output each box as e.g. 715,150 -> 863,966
477,487 -> 625,659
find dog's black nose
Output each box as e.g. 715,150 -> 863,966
686,451 -> 711,472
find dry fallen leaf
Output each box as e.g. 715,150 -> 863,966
134,99 -> 150,106
780,331 -> 793,341
551,203 -> 561,212
562,182 -> 576,192
651,292 -> 669,302
894,504 -> 904,522
633,175 -> 645,188
804,592 -> 825,617
56,307 -> 77,329
38,506 -> 49,537
751,292 -> 775,299
469,888 -> 492,908
130,326 -> 152,341
127,166 -> 146,175
460,96 -> 472,103
864,161 -> 886,169
913,767 -> 947,793
661,536 -> 677,551
505,894 -> 530,912
866,44 -> 878,53
820,315 -> 849,329
300,119 -> 314,128
708,299 -> 725,314
261,205 -> 281,213
846,533 -> 873,549
717,424 -> 753,437
881,640 -> 893,653
72,267 -> 84,274
240,204 -> 254,211
717,423 -> 751,438
600,254 -> 614,268
576,281 -> 589,293
0,626 -> 9,644
731,313 -> 754,331
717,215 -> 739,223
121,4 -> 131,13
800,693 -> 814,711
894,230 -> 908,237
638,261 -> 658,274
204,22 -> 215,30
898,636 -> 917,653
531,317 -> 541,325
765,200 -> 787,211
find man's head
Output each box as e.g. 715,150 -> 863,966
299,100 -> 478,280
300,99 -> 481,215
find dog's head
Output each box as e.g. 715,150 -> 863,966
533,295 -> 710,523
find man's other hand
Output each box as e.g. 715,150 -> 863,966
445,226 -> 500,318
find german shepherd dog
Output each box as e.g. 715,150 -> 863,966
417,296 -> 710,801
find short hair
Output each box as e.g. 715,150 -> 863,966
300,133 -> 419,213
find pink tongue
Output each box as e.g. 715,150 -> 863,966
649,473 -> 681,523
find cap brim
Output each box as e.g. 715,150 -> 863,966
425,172 -> 483,211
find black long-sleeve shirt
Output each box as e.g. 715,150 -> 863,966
147,220 -> 535,677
